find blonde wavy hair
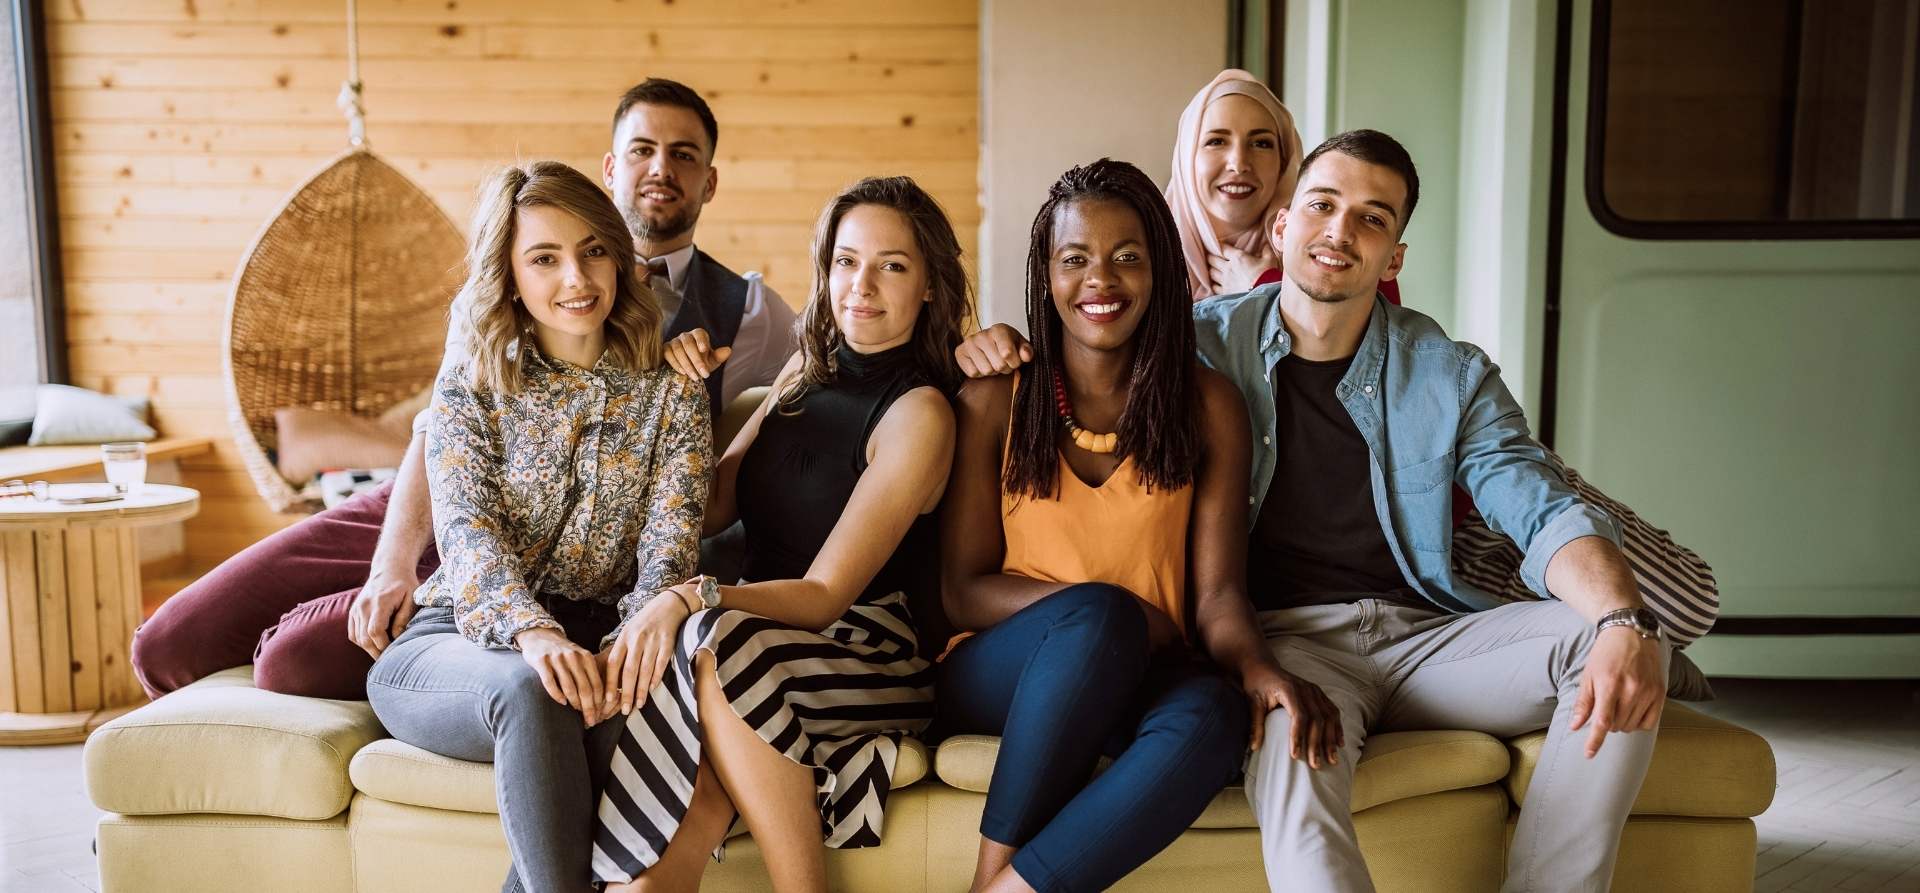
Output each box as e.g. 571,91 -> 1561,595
457,160 -> 661,394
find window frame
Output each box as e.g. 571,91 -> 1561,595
10,1 -> 67,384
1584,0 -> 1920,241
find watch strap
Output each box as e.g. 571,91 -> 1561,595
1596,607 -> 1658,639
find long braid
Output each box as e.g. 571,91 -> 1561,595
1005,197 -> 1066,500
1004,159 -> 1200,501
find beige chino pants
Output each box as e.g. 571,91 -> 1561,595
1244,598 -> 1668,893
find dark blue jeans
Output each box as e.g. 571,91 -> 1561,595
934,583 -> 1249,893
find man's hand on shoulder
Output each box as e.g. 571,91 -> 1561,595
664,328 -> 731,380
955,324 -> 1031,379
1569,625 -> 1666,758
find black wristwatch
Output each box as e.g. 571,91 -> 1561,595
1596,607 -> 1661,641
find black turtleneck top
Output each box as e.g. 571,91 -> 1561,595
735,343 -> 942,609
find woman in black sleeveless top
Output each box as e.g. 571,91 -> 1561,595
592,177 -> 970,893
735,341 -> 940,605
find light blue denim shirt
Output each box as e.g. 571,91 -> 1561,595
1192,284 -> 1620,612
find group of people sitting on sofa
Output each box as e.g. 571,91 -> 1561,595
129,74 -> 1711,893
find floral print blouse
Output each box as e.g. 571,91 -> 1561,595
415,347 -> 712,650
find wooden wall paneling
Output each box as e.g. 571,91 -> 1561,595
66,313 -> 225,345
54,57 -> 975,95
49,22 -> 975,63
50,0 -> 980,578
45,0 -> 978,27
52,90 -> 981,130
58,281 -> 227,314
62,528 -> 102,712
54,155 -> 980,193
57,122 -> 979,164
34,531 -> 73,714
482,24 -> 978,62
48,22 -> 489,58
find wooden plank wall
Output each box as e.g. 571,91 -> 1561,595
45,0 -> 980,567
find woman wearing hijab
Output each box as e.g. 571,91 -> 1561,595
1163,69 -> 1401,304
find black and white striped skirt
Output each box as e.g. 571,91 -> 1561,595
588,591 -> 934,883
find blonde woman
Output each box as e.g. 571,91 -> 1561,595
365,160 -> 711,893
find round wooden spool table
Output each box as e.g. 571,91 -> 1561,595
0,484 -> 199,745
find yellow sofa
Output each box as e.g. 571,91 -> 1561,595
83,665 -> 1774,892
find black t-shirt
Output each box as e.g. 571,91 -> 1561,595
1248,352 -> 1423,612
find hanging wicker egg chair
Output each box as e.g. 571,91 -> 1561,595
222,2 -> 464,513
223,149 -> 463,513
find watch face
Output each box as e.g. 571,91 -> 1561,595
1634,608 -> 1661,631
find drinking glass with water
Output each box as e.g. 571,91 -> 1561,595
101,442 -> 148,497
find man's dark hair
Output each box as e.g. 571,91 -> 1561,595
1298,129 -> 1419,233
611,79 -> 719,156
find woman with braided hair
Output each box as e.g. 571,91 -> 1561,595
934,159 -> 1340,893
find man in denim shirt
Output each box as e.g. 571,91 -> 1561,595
1196,130 -> 1666,892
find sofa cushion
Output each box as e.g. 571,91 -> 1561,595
350,735 -> 933,813
935,729 -> 1510,829
95,813 -> 353,893
349,739 -> 499,814
1347,730 -> 1512,812
1505,702 -> 1775,818
85,667 -> 383,820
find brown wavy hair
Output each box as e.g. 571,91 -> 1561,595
458,160 -> 662,394
780,176 -> 973,409
1003,159 -> 1200,501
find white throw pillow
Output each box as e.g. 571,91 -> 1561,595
27,384 -> 157,446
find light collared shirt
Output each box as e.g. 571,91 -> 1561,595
1192,285 -> 1622,611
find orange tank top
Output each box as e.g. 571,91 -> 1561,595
999,373 -> 1194,633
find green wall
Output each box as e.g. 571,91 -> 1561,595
1285,0 -> 1469,337
1288,0 -> 1920,676
1554,0 -> 1920,677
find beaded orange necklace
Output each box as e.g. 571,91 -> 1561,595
1052,372 -> 1119,454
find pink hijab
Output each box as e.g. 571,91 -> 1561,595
1166,70 -> 1303,301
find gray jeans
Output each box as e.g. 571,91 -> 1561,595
1244,598 -> 1669,893
366,606 -> 626,893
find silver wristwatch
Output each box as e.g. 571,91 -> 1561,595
1596,607 -> 1661,641
690,574 -> 722,611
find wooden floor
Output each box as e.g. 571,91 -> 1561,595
1692,679 -> 1920,892
2,678 -> 1916,892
